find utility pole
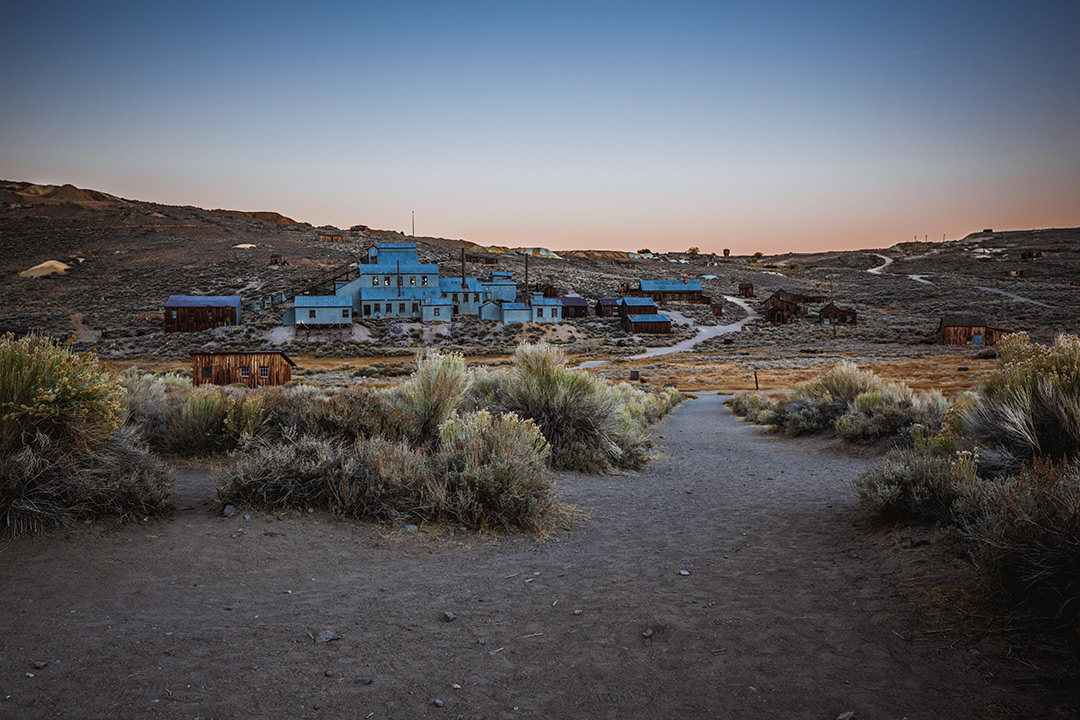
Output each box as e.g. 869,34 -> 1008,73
411,211 -> 415,239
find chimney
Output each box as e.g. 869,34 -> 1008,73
683,276 -> 687,284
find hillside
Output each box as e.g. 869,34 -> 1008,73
1,180 -> 1076,369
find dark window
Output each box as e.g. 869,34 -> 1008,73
384,276 -> 391,286
411,303 -> 419,313
342,309 -> 350,318
308,310 -> 316,319
452,293 -> 458,302
537,308 -> 544,318
201,367 -> 212,380
399,303 -> 405,313
363,305 -> 370,316
171,310 -> 177,319
410,276 -> 416,286
240,367 -> 250,378
434,307 -> 440,317
398,275 -> 403,286
371,277 -> 379,287
374,303 -> 381,313
421,276 -> 428,286
474,293 -> 480,302
259,366 -> 269,379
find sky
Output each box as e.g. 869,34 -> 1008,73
2,1 -> 1078,255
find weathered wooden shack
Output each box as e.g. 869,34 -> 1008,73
465,252 -> 498,264
192,351 -> 296,388
619,297 -> 659,317
819,302 -> 857,325
318,234 -> 345,242
762,293 -> 805,324
937,316 -> 1009,347
164,295 -> 241,333
621,313 -> 672,334
596,297 -> 621,317
559,296 -> 589,318
738,282 -> 754,298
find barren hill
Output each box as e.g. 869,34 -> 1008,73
0,179 -> 1076,362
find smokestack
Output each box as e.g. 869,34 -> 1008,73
683,275 -> 687,284
525,253 -> 529,291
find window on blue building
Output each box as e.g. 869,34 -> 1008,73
371,277 -> 378,287
421,277 -> 428,286
384,276 -> 391,286
399,303 -> 405,313
342,309 -> 349,318
410,276 -> 416,286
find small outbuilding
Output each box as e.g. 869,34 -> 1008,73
596,297 -> 621,317
285,295 -> 353,326
559,296 -> 589,318
164,295 -> 242,333
819,302 -> 857,325
192,351 -> 295,388
622,313 -> 672,334
762,293 -> 805,324
937,316 -> 1009,347
738,282 -> 754,298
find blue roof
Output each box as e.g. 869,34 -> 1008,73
531,296 -> 561,306
439,277 -> 484,292
165,295 -> 241,308
621,297 -> 658,306
373,242 -> 416,250
294,295 -> 351,307
360,262 -> 440,274
421,298 -> 452,307
501,302 -> 528,310
640,279 -> 703,292
491,271 -> 513,278
626,313 -> 671,323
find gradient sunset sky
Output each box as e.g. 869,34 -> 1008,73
3,1 -> 1078,254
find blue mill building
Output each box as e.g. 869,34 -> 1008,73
284,243 -> 562,327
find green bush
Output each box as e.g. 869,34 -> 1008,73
1,334 -> 125,455
436,410 -> 556,532
0,335 -> 170,536
398,351 -> 472,445
727,392 -> 778,424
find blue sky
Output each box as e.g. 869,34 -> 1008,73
2,1 -> 1078,254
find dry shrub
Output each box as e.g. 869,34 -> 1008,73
727,392 -> 778,424
964,459 -> 1080,628
0,335 -> 170,536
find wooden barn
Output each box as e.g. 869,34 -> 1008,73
619,297 -> 659,317
164,295 -> 242,333
937,316 -> 1009,347
596,297 -> 621,317
465,252 -> 498,264
622,313 -> 672,334
559,296 -> 589,318
819,302 -> 857,325
762,292 -> 805,324
738,282 -> 754,298
192,351 -> 296,388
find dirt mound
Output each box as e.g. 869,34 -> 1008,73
210,209 -> 309,226
12,183 -> 119,203
19,260 -> 71,277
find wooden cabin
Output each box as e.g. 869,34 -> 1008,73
619,297 -> 659,317
738,282 -> 754,298
762,293 -> 805,324
621,313 -> 672,334
192,351 -> 296,388
623,278 -> 708,304
819,302 -> 857,325
465,252 -> 498,264
164,295 -> 241,333
937,316 -> 1009,347
596,298 -> 621,317
559,296 -> 589,318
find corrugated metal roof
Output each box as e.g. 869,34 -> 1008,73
359,262 -> 440,274
294,295 -> 351,307
373,242 -> 416,250
640,279 -> 703,292
501,302 -> 528,310
165,295 -> 241,308
439,277 -> 484,292
621,297 -> 658,306
559,297 -> 588,306
192,351 -> 296,366
597,297 -> 620,305
626,314 -> 672,323
531,296 -> 561,306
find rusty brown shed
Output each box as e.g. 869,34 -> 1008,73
164,295 -> 242,333
192,351 -> 296,388
819,302 -> 857,325
936,316 -> 1009,347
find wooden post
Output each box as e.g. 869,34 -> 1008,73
754,370 -> 759,390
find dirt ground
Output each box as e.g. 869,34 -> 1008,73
2,395 -> 1077,719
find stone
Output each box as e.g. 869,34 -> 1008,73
836,713 -> 855,720
405,524 -> 419,533
432,698 -> 444,708
642,628 -> 654,638
679,570 -> 690,576
223,505 -> 235,518
443,611 -> 457,623
315,630 -> 340,644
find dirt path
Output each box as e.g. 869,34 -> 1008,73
867,254 -> 893,275
0,395 -> 1065,718
974,285 -> 1057,308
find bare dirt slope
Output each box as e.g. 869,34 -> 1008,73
3,395 -> 1073,719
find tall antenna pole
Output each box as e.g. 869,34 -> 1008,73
411,211 -> 415,239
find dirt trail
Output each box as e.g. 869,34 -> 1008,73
0,395 -> 1065,718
